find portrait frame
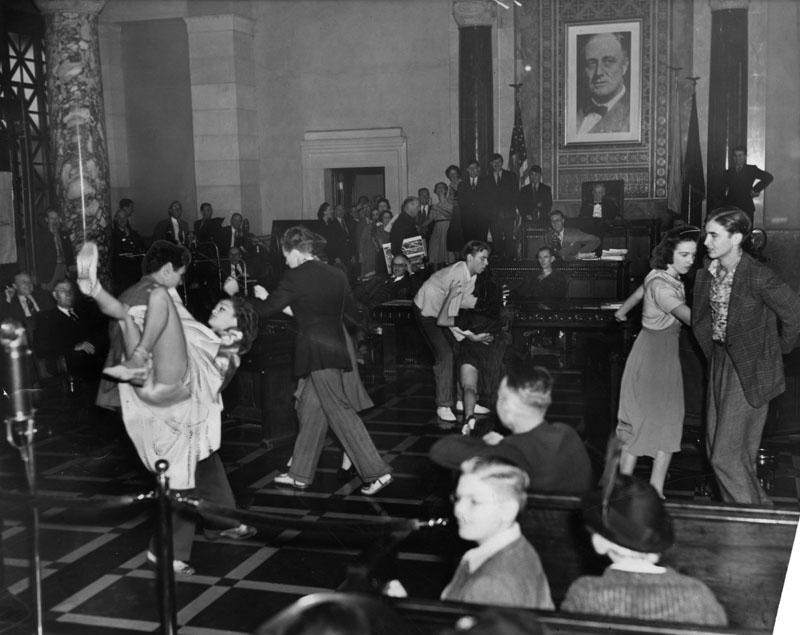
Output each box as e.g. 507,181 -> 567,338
565,20 -> 642,145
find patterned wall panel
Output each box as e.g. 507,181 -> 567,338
517,0 -> 671,202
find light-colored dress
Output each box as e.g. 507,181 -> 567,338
428,197 -> 455,266
119,289 -> 225,490
617,269 -> 685,457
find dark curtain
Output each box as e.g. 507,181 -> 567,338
706,8 -> 748,211
458,26 -> 493,169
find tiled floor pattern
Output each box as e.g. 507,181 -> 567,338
0,370 -> 798,633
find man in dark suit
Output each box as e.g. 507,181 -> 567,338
216,213 -> 249,257
333,204 -> 356,266
390,197 -> 420,256
33,279 -> 106,382
457,160 -> 487,244
516,165 -> 552,227
152,200 -> 190,245
1,271 -> 53,341
722,146 -> 773,221
481,153 -> 519,262
37,209 -> 75,291
579,182 -> 620,221
693,207 -> 800,504
576,33 -> 631,135
193,202 -> 223,244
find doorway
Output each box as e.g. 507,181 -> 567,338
329,167 -> 385,208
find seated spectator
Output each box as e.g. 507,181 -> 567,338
513,246 -> 569,300
387,456 -> 554,609
437,270 -> 511,433
2,271 -> 53,340
33,279 -> 107,385
217,212 -> 250,257
355,254 -> 419,309
561,472 -> 728,626
579,182 -> 621,222
543,210 -> 600,261
429,364 -> 593,493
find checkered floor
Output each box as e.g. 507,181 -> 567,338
1,370 -> 798,633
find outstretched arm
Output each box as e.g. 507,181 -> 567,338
615,285 -> 644,321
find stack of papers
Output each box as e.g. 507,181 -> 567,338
576,252 -> 600,260
601,248 -> 628,261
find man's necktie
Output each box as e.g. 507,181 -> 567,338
495,173 -> 500,185
471,178 -> 477,189
20,296 -> 30,317
552,232 -> 562,253
586,103 -> 608,116
68,309 -> 78,321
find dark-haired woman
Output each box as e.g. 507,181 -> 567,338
252,226 -> 393,495
613,228 -> 698,497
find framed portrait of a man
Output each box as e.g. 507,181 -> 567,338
565,21 -> 642,145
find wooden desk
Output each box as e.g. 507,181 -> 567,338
494,260 -> 631,300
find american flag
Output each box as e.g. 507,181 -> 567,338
508,98 -> 529,186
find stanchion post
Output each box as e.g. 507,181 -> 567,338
1,319 -> 43,634
154,460 -> 177,634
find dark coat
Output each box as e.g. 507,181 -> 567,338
1,290 -> 54,341
457,178 -> 487,242
692,253 -> 800,407
252,260 -> 358,377
33,303 -> 107,377
216,225 -> 249,256
37,229 -> 74,283
722,164 -> 774,214
480,169 -> 519,220
389,211 -> 418,256
517,182 -> 553,225
152,217 -> 189,245
579,195 -> 620,220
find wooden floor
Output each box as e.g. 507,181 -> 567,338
0,368 -> 797,633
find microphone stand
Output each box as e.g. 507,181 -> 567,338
1,320 -> 43,634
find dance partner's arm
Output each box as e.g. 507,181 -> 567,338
614,284 -> 644,321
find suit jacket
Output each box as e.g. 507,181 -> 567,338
318,218 -> 347,263
152,217 -> 189,245
457,178 -> 487,240
37,228 -> 74,283
480,169 -> 518,220
1,290 -> 54,340
517,183 -> 553,225
692,253 -> 800,407
252,259 -> 358,377
577,91 -> 630,134
543,228 -> 601,261
389,211 -> 419,256
723,164 -> 774,214
33,303 -> 107,376
216,226 -> 248,256
194,217 -> 223,244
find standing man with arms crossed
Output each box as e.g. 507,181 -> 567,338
693,207 -> 800,505
481,153 -> 519,262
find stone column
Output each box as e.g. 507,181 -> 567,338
37,0 -> 112,283
453,0 -> 496,168
706,0 -> 749,209
184,15 -> 260,231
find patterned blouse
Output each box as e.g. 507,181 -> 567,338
708,256 -> 741,344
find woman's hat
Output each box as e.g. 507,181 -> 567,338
582,474 -> 674,553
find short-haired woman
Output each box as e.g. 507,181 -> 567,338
252,226 -> 393,495
613,227 -> 699,497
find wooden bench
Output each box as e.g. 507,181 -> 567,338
256,591 -> 757,635
519,494 -> 797,631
